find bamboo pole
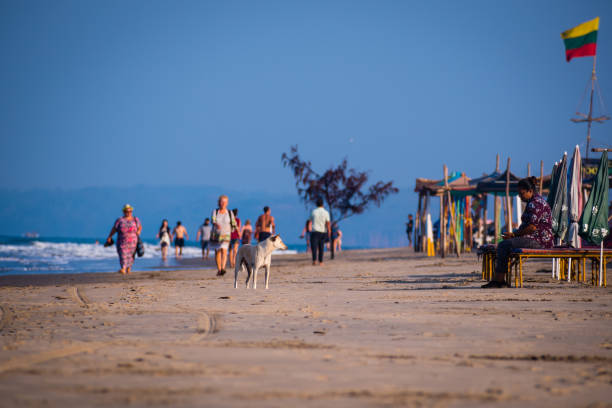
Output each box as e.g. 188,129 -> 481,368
440,194 -> 446,258
426,192 -> 431,252
506,158 -> 512,233
415,193 -> 422,252
539,160 -> 544,195
444,165 -> 461,257
482,194 -> 488,244
494,155 -> 500,243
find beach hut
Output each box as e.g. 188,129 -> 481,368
414,172 -> 473,256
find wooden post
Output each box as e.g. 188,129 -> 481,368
415,193 -> 422,252
527,163 -> 531,177
505,158 -> 512,233
444,165 -> 461,257
539,160 -> 544,195
440,194 -> 446,258
482,194 -> 488,244
494,155 -> 500,243
423,192 -> 430,252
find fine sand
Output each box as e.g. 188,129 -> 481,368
1,247 -> 611,407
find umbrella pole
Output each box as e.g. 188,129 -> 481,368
600,242 -> 604,287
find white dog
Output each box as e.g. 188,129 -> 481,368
234,235 -> 288,289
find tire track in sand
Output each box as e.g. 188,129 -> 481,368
0,341 -> 106,374
188,311 -> 218,343
0,304 -> 13,331
69,286 -> 91,308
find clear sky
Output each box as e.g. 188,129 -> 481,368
1,0 -> 611,193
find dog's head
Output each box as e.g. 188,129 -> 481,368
269,234 -> 288,251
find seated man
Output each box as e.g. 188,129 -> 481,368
482,177 -> 554,288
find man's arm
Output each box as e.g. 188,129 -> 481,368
503,224 -> 536,239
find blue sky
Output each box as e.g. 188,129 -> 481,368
1,0 -> 611,193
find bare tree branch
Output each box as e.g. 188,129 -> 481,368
281,145 -> 399,222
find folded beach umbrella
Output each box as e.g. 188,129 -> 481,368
579,151 -> 609,286
547,162 -> 559,207
567,146 -> 583,248
548,154 -> 569,243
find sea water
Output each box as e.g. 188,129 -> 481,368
0,236 -> 301,276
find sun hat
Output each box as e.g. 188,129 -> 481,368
122,204 -> 133,211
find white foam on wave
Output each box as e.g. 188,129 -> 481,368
0,240 -> 204,262
272,249 -> 298,255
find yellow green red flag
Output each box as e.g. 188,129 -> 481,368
561,17 -> 599,62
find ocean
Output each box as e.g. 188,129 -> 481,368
0,235 -> 307,276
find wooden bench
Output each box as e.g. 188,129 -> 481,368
478,245 -> 611,288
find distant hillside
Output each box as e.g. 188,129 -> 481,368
0,185 -> 416,248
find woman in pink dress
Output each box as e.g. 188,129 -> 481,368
106,204 -> 142,274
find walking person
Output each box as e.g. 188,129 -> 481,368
310,198 -> 330,266
105,204 -> 142,275
332,221 -> 342,253
211,195 -> 237,276
229,208 -> 242,268
196,218 -> 212,259
406,214 -> 414,248
172,221 -> 189,257
255,206 -> 275,242
156,219 -> 172,261
241,220 -> 253,245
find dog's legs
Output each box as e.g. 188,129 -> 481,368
234,257 -> 241,289
245,263 -> 252,288
264,264 -> 270,289
253,266 -> 258,289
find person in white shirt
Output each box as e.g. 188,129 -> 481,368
309,198 -> 331,266
196,218 -> 212,259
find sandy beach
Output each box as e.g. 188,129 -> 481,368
1,247 -> 611,407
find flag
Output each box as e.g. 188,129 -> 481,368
561,17 -> 599,62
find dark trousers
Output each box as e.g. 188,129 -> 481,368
310,231 -> 326,263
258,232 -> 271,242
495,237 -> 542,280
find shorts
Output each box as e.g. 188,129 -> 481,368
175,238 -> 185,247
211,240 -> 230,251
201,240 -> 209,249
258,232 -> 272,242
230,238 -> 240,247
161,241 -> 169,248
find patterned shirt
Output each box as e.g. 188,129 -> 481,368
519,194 -> 554,248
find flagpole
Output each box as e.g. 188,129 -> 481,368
584,55 -> 596,159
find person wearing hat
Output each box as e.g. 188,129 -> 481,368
106,204 -> 142,274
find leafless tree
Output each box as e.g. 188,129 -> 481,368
281,145 -> 399,258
